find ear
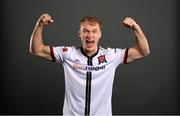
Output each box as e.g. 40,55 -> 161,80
78,30 -> 81,38
99,31 -> 102,38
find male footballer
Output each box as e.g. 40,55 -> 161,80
29,13 -> 150,115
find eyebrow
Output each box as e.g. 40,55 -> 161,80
82,28 -> 98,31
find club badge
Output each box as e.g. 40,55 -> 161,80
98,55 -> 107,64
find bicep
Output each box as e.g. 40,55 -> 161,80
127,47 -> 144,63
35,45 -> 53,61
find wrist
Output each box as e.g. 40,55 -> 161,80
36,19 -> 44,27
133,25 -> 143,34
133,24 -> 141,31
34,22 -> 43,32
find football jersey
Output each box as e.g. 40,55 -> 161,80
50,46 -> 128,116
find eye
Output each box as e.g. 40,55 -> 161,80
92,30 -> 97,33
82,29 -> 88,33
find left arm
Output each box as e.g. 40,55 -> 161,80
123,17 -> 150,63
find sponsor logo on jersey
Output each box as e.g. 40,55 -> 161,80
98,55 -> 107,64
73,64 -> 105,71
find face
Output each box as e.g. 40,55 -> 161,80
79,22 -> 102,54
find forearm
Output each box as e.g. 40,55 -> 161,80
123,17 -> 150,63
29,22 -> 44,55
133,26 -> 150,56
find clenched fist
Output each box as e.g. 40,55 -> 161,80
37,13 -> 54,26
123,17 -> 140,30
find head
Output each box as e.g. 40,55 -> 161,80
79,16 -> 102,56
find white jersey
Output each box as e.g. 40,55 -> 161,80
51,46 -> 128,116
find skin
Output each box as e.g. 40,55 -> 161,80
79,22 -> 102,56
29,14 -> 53,61
123,17 -> 150,63
29,13 -> 150,63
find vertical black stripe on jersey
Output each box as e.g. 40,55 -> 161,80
80,47 -> 99,116
85,71 -> 91,115
85,58 -> 92,115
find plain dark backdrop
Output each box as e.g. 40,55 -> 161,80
1,0 -> 179,115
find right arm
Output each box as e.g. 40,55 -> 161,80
29,13 -> 54,61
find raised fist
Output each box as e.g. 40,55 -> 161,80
123,17 -> 140,30
38,13 -> 54,26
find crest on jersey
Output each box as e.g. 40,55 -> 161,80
98,55 -> 107,64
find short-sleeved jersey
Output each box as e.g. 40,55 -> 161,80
51,46 -> 128,116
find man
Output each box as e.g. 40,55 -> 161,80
29,13 -> 150,115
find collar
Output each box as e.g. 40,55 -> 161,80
80,46 -> 99,59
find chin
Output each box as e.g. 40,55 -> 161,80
85,47 -> 95,52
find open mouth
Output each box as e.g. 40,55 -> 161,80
86,40 -> 94,48
86,40 -> 94,43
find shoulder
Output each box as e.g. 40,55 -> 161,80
53,46 -> 77,53
99,46 -> 124,54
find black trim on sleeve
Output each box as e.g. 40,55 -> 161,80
50,46 -> 56,62
123,48 -> 129,64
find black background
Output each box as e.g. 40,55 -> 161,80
1,0 -> 179,115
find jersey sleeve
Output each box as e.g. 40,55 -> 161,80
109,48 -> 129,67
50,46 -> 73,63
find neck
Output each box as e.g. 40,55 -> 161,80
82,47 -> 98,57
85,50 -> 97,57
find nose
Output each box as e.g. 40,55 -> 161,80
87,32 -> 93,38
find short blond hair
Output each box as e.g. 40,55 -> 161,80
80,16 -> 102,30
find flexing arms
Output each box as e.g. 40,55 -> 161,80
123,17 -> 150,63
29,14 -> 54,61
29,14 -> 150,63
